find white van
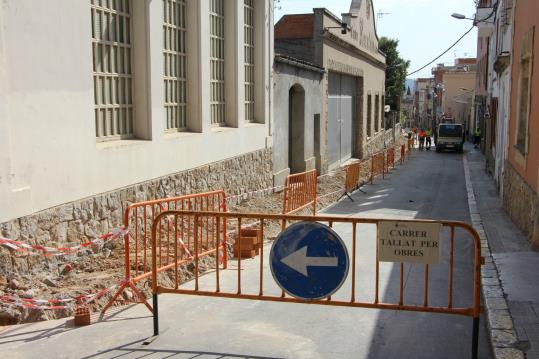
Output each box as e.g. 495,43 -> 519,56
435,123 -> 464,153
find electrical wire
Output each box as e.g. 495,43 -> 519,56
407,26 -> 475,77
407,3 -> 498,77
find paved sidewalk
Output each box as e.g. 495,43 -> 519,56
467,146 -> 539,358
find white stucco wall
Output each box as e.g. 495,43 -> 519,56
0,0 -> 274,223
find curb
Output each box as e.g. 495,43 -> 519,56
463,154 -> 526,359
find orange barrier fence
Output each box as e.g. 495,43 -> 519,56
340,161 -> 366,201
282,169 -> 317,216
344,162 -> 361,194
370,152 -> 385,184
102,190 -> 227,313
386,148 -> 395,172
400,144 -> 406,165
150,210 -> 484,359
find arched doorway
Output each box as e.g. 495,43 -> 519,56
289,84 -> 306,174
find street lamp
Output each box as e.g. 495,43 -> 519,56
451,13 -> 474,21
451,11 -> 495,24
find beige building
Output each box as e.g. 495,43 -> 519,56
442,72 -> 476,127
0,1 -> 274,228
275,0 -> 386,172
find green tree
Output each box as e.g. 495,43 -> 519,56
379,37 -> 410,110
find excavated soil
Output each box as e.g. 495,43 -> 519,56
0,138 -> 407,325
0,170 -> 348,325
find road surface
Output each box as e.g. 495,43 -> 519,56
0,147 -> 493,359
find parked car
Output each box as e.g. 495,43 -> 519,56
435,123 -> 464,153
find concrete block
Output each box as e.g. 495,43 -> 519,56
490,329 -> 518,348
485,297 -> 509,310
489,310 -> 515,330
483,277 -> 501,286
493,348 -> 525,359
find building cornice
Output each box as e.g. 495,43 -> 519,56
322,31 -> 386,70
275,54 -> 326,74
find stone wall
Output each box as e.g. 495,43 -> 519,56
362,125 -> 404,159
503,161 -> 539,242
0,148 -> 273,275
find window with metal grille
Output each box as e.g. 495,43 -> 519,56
91,0 -> 134,140
244,0 -> 255,122
210,0 -> 226,125
163,0 -> 187,131
367,94 -> 372,137
375,94 -> 380,132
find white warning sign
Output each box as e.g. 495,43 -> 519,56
378,221 -> 442,264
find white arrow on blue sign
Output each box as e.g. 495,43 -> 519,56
270,222 -> 349,300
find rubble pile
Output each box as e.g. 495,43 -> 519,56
0,172 -> 347,325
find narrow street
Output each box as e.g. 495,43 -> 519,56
0,146 -> 493,359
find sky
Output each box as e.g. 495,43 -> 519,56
274,0 -> 479,79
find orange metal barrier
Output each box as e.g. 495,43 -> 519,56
282,169 -> 317,216
340,161 -> 366,201
386,147 -> 395,172
102,190 -> 227,313
370,152 -> 385,184
344,162 -> 361,194
150,210 -> 484,359
400,144 -> 406,165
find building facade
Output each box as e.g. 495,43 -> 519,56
0,1 -> 274,232
413,78 -> 433,129
503,0 -> 539,246
442,71 -> 476,127
432,59 -> 477,133
486,0 -> 514,196
275,0 -> 386,172
474,0 -> 492,154
273,55 -> 325,186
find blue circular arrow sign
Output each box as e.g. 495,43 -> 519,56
270,222 -> 349,300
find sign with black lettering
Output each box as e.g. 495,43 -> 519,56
378,221 -> 442,264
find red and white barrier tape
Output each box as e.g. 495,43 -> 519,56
0,279 -> 126,310
0,227 -> 129,257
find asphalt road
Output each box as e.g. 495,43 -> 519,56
0,147 -> 493,359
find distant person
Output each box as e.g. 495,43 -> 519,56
418,128 -> 426,151
425,128 -> 433,151
474,127 -> 481,149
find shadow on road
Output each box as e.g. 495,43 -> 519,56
0,304 -> 151,346
324,147 -> 493,358
79,338 -> 286,359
